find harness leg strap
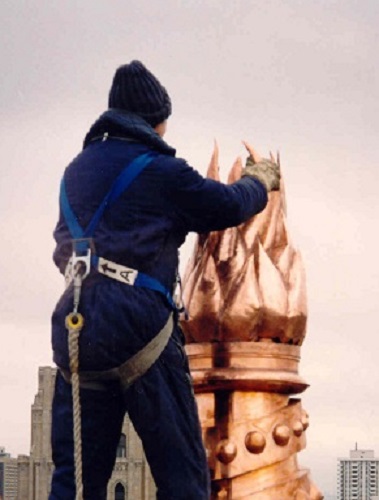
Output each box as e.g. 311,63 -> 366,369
59,313 -> 174,391
118,313 -> 174,389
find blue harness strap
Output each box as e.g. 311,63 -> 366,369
59,152 -> 176,309
60,152 -> 156,239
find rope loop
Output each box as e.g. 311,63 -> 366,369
66,312 -> 85,499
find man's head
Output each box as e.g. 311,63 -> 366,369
108,60 -> 172,135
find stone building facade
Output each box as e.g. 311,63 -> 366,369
17,367 -> 156,499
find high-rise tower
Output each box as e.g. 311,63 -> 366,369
0,447 -> 18,500
337,447 -> 379,500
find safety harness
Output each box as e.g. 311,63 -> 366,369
60,151 -> 176,309
59,151 -> 177,499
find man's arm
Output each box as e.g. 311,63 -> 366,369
165,147 -> 280,234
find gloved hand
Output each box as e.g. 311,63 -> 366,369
241,141 -> 281,191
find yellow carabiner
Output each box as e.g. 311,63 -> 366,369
65,312 -> 85,332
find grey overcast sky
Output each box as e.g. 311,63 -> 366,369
1,0 -> 378,496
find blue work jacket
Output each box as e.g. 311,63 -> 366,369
51,110 -> 268,372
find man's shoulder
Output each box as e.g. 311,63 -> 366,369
150,152 -> 188,174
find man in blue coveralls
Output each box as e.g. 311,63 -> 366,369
49,60 -> 280,499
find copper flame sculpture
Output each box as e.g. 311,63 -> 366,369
181,143 -> 323,499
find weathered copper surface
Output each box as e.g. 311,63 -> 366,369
186,342 -> 308,394
181,143 -> 322,499
181,143 -> 307,346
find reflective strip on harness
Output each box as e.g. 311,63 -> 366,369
60,313 -> 174,391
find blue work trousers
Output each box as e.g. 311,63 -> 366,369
49,327 -> 210,500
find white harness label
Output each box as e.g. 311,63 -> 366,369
98,257 -> 138,285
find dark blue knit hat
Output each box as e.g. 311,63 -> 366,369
108,60 -> 172,127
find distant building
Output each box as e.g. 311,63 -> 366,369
17,366 -> 156,500
0,447 -> 18,500
337,447 -> 379,500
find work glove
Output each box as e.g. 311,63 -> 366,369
242,156 -> 281,192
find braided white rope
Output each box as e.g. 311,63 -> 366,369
68,326 -> 84,500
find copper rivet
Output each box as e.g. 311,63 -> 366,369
245,431 -> 266,454
216,440 -> 237,464
273,425 -> 290,446
293,421 -> 304,437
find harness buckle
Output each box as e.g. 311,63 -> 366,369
175,272 -> 189,319
72,238 -> 94,280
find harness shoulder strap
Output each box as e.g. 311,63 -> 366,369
84,152 -> 156,237
59,179 -> 84,240
60,152 -> 156,239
